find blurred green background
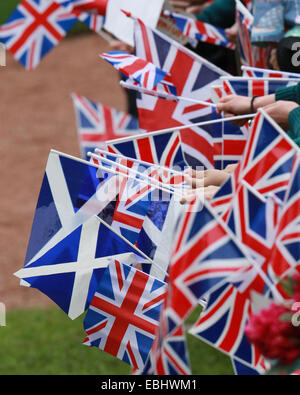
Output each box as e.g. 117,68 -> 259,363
0,1 -> 234,375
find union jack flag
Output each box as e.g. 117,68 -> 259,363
57,0 -> 92,8
106,130 -> 187,170
165,11 -> 235,50
0,0 -> 78,70
267,155 -> 300,291
153,320 -> 191,375
241,65 -> 300,80
189,282 -> 268,373
239,110 -> 298,201
225,183 -> 282,298
222,77 -> 298,97
71,93 -> 142,160
211,110 -> 299,216
83,259 -> 166,370
235,0 -> 270,68
100,51 -> 177,94
165,199 -> 251,324
69,0 -> 107,15
133,17 -> 231,169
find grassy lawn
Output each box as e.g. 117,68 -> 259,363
0,306 -> 234,375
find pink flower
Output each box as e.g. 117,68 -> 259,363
245,302 -> 300,365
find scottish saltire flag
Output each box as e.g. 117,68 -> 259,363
165,11 -> 235,50
165,199 -> 251,324
211,110 -> 299,216
71,93 -> 142,160
241,66 -> 300,80
134,17 -> 230,169
15,216 -> 147,319
83,259 -> 166,370
65,0 -> 107,15
136,196 -> 184,281
21,149 -> 122,270
189,283 -> 267,373
222,77 -> 298,97
267,155 -> 300,290
0,0 -> 78,70
100,51 -> 177,94
106,130 -> 187,171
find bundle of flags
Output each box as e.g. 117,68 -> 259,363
11,0 -> 300,376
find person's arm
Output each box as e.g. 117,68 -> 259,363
287,106 -> 300,147
195,0 -> 236,29
275,83 -> 300,105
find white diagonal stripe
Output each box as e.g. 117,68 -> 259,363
26,165 -> 120,266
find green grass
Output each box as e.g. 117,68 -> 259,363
0,306 -> 233,375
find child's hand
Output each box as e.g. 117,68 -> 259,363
185,168 -> 231,188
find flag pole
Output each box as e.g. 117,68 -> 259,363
89,157 -> 184,198
89,152 -> 184,193
105,113 -> 255,145
89,152 -> 187,195
94,148 -> 186,177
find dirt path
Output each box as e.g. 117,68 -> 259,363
0,32 -> 127,310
